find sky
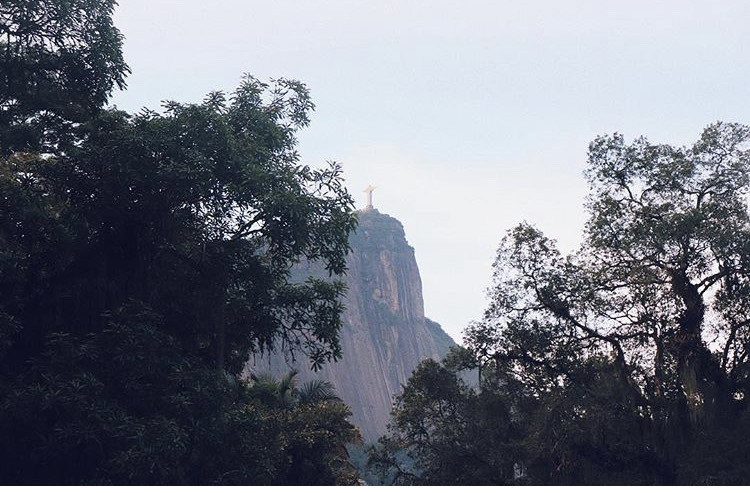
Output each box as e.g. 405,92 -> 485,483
111,1 -> 750,343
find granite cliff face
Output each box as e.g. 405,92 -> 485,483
250,208 -> 454,440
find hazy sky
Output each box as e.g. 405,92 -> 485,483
112,1 -> 750,343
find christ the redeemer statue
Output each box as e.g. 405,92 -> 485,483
363,185 -> 376,211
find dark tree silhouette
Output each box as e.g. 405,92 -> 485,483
376,123 -> 750,485
0,1 -> 361,485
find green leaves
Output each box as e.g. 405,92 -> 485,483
245,371 -> 360,484
483,122 -> 750,406
0,0 -> 129,155
0,0 -> 361,485
372,355 -> 521,485
393,122 -> 750,485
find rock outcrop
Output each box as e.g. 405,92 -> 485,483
249,207 -> 454,440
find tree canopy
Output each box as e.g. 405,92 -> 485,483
0,1 -> 361,485
0,0 -> 129,154
375,123 -> 750,485
472,122 -> 750,428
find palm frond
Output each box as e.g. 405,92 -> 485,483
297,379 -> 341,405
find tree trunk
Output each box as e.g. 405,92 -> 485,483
670,270 -> 722,427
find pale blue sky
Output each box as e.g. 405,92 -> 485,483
112,1 -> 750,342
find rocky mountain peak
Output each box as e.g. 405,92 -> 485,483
249,207 -> 454,440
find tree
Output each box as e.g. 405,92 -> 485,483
369,350 -> 523,485
1,75 -> 356,376
0,79 -> 359,484
377,123 -> 750,486
0,304 -> 361,485
247,371 -> 342,408
372,349 -> 665,485
462,122 -> 750,483
246,371 -> 361,485
0,0 -> 129,154
0,1 -> 361,484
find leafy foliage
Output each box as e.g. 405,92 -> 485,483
0,0 -> 129,154
370,354 -> 522,485
376,123 -> 750,485
1,76 -> 357,376
0,1 -> 361,485
245,371 -> 361,485
1,304 -> 360,484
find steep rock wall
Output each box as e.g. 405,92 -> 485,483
249,208 -> 454,441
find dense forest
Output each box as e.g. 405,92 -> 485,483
3,0 -> 750,486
